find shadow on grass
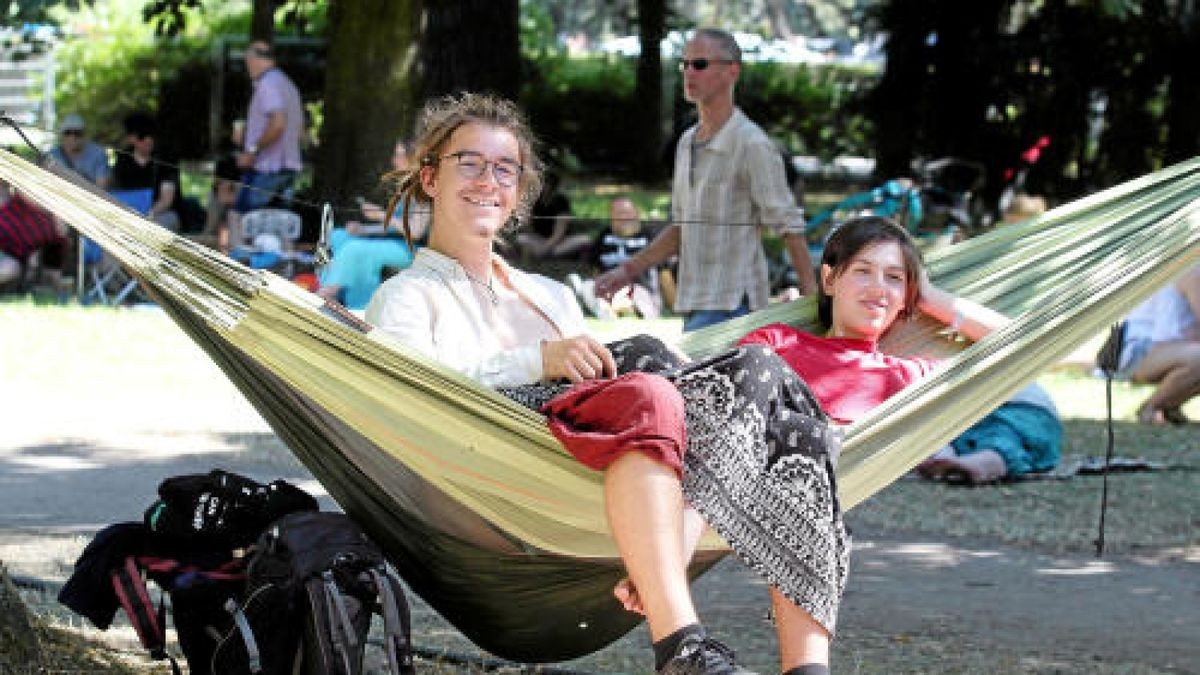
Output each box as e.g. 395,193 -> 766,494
846,419 -> 1199,557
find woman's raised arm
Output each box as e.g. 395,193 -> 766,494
917,272 -> 1010,342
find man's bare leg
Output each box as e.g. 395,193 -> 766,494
605,451 -> 698,640
615,505 -> 708,615
1131,342 -> 1200,422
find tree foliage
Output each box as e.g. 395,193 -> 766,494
50,1 -> 218,149
40,0 -> 1200,215
871,0 -> 1200,204
525,0 -> 881,40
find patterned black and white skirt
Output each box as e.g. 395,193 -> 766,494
499,334 -> 850,632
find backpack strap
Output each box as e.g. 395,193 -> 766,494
321,570 -> 358,672
110,556 -> 183,675
371,566 -> 415,674
224,597 -> 263,673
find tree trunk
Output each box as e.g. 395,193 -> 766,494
633,0 -> 667,181
870,0 -> 928,178
925,0 -> 1006,160
419,0 -> 521,100
313,0 -> 422,210
1164,8 -> 1200,163
251,0 -> 276,42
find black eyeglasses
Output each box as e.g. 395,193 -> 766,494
679,58 -> 734,72
439,151 -> 524,188
62,130 -> 83,137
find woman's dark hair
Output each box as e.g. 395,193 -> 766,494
817,216 -> 924,328
122,111 -> 156,138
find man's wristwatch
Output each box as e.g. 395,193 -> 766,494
247,144 -> 259,155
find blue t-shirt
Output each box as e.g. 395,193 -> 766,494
49,142 -> 110,185
321,228 -> 414,309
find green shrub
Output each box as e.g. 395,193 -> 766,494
737,61 -> 878,159
522,54 -> 639,170
523,53 -> 878,174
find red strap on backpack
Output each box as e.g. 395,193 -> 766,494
111,556 -> 183,675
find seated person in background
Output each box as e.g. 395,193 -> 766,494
917,382 -> 1062,485
0,246 -> 15,288
317,208 -> 427,310
0,180 -> 69,290
112,112 -> 184,232
1116,263 -> 1200,425
345,140 -> 413,235
201,154 -> 242,249
567,196 -> 663,320
47,113 -> 111,190
317,139 -> 426,309
515,170 -> 591,261
1001,192 -> 1047,225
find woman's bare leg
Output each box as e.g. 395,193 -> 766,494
771,588 -> 831,669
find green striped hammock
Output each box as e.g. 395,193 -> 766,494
3,149 -> 1197,663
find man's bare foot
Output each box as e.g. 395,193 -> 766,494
613,576 -> 645,615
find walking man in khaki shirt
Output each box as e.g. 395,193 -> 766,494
595,27 -> 816,331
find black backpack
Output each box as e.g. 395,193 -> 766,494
114,550 -> 248,675
59,471 -> 320,675
211,511 -> 416,675
59,521 -> 249,675
144,469 -> 319,551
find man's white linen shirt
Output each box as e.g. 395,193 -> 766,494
364,248 -> 587,388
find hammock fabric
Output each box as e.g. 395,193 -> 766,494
4,149 -> 1198,663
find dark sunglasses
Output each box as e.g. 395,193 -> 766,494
679,58 -> 734,72
62,129 -> 83,137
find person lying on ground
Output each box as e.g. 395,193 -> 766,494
917,382 -> 1062,485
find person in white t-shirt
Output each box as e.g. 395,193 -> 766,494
1118,264 -> 1200,424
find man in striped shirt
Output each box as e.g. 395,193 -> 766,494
595,27 -> 816,331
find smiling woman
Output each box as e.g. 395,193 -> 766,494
363,92 -> 607,386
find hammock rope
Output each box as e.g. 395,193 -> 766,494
2,149 -> 1197,662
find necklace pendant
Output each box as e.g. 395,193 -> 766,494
464,270 -> 499,306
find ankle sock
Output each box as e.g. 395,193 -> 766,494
782,666 -> 830,675
653,623 -> 705,671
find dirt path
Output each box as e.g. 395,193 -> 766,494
837,533 -> 1198,673
2,431 -> 1196,673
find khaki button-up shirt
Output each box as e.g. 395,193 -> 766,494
671,108 -> 806,313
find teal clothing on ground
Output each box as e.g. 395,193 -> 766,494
320,228 -> 414,309
950,384 -> 1062,476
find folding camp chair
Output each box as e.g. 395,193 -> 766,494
78,188 -> 153,305
232,208 -> 306,277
